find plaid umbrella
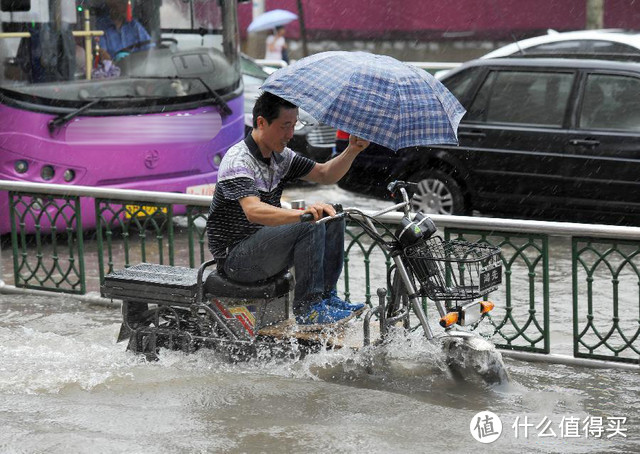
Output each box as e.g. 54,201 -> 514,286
260,51 -> 465,151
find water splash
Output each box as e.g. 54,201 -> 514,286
440,334 -> 510,385
0,292 -> 510,403
0,323 -> 140,395
141,323 -> 511,406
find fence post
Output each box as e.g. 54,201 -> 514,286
0,238 -> 4,289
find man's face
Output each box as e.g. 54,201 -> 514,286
258,107 -> 298,153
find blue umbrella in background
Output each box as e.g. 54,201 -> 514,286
247,9 -> 298,33
260,51 -> 465,150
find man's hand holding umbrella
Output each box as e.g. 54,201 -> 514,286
299,133 -> 369,186
348,135 -> 370,154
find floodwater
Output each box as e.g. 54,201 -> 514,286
0,293 -> 638,453
0,185 -> 638,453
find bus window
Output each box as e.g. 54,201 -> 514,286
1,0 -> 241,105
0,0 -> 244,233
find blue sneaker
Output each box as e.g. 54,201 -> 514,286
295,300 -> 353,327
325,290 -> 365,313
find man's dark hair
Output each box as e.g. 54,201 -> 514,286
252,91 -> 297,128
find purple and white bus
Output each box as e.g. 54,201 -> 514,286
0,0 -> 245,232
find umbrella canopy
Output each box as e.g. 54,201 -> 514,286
247,9 -> 298,33
260,51 -> 465,150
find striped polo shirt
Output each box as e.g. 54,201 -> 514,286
206,133 -> 316,258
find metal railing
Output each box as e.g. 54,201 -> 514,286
1,181 -> 639,366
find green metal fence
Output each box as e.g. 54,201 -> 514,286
572,237 -> 640,364
8,191 -> 86,294
445,228 -> 550,354
1,181 -> 639,365
95,198 -> 176,279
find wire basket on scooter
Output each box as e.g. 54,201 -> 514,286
403,236 -> 502,301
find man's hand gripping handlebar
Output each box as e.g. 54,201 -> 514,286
299,203 -> 345,223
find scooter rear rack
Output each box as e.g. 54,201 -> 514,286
102,260 -> 295,359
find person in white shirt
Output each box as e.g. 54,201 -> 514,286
264,26 -> 288,63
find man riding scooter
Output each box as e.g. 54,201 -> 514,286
206,91 -> 369,329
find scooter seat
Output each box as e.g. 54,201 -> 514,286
204,269 -> 293,300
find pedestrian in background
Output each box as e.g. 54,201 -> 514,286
265,26 -> 288,63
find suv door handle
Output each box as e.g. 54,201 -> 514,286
458,131 -> 486,139
569,138 -> 600,147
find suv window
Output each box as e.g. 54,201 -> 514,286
467,70 -> 574,127
441,67 -> 483,101
579,74 -> 640,132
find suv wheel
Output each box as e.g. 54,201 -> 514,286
409,169 -> 466,215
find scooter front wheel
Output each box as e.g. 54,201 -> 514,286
439,331 -> 509,385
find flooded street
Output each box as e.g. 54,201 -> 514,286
0,185 -> 638,453
0,292 -> 638,453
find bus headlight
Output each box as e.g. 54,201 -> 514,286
63,169 -> 75,182
15,160 -> 28,174
41,165 -> 55,181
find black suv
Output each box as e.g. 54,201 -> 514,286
337,56 -> 640,224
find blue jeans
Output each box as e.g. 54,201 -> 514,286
223,219 -> 345,316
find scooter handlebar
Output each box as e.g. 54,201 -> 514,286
298,204 -> 343,223
299,212 -> 315,222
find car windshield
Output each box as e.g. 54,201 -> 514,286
0,0 -> 241,110
241,55 -> 270,80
